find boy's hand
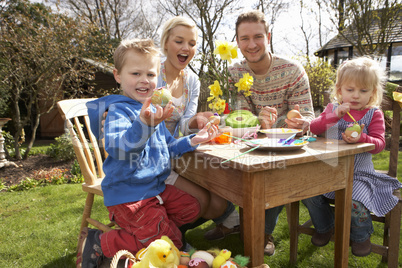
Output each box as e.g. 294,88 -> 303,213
140,97 -> 174,127
335,102 -> 351,118
190,122 -> 218,146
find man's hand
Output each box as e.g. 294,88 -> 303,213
259,106 -> 277,129
284,104 -> 309,134
140,97 -> 174,127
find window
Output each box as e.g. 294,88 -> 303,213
389,43 -> 402,82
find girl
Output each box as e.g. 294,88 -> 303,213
307,57 -> 402,257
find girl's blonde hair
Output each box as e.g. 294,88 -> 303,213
160,16 -> 197,56
114,38 -> 160,73
331,56 -> 387,107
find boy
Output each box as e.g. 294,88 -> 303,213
76,39 -> 218,268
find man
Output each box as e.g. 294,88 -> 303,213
204,10 -> 315,256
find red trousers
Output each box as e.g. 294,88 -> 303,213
100,185 -> 200,258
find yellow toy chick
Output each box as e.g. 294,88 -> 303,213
212,249 -> 231,268
132,236 -> 180,268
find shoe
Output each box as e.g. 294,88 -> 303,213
76,227 -> 104,268
180,242 -> 194,252
311,228 -> 334,247
264,234 -> 275,256
204,224 -> 240,241
351,237 -> 371,257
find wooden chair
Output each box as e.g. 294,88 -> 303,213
57,98 -> 116,242
288,86 -> 402,267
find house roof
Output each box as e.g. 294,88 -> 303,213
82,58 -> 114,76
315,8 -> 402,56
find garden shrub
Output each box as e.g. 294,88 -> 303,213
302,56 -> 336,110
46,133 -> 75,161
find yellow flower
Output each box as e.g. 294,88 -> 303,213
213,40 -> 238,63
213,98 -> 226,114
235,73 -> 253,97
208,80 -> 222,98
208,98 -> 226,114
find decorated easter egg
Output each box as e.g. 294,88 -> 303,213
219,260 -> 238,268
287,109 -> 302,119
151,87 -> 172,107
209,113 -> 221,125
188,258 -> 209,268
191,250 -> 215,267
180,251 -> 190,266
345,123 -> 361,138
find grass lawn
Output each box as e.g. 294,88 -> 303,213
0,150 -> 401,267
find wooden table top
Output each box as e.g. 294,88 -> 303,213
189,137 -> 375,173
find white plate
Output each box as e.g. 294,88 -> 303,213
259,128 -> 302,139
245,138 -> 308,151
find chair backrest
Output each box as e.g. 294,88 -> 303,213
57,98 -> 105,186
380,85 -> 401,178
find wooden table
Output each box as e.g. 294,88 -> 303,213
174,137 -> 374,267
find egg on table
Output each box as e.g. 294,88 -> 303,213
188,258 -> 209,268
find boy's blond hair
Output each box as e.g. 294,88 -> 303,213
160,16 -> 197,56
114,38 -> 160,73
235,10 -> 270,38
331,57 -> 387,107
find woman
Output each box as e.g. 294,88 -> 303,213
158,16 -> 239,240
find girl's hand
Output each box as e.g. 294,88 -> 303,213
341,124 -> 365,144
190,122 -> 218,146
335,102 -> 351,118
259,106 -> 277,129
140,97 -> 174,127
284,105 -> 310,134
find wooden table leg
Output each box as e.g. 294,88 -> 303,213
242,172 -> 265,267
334,155 -> 354,267
289,201 -> 300,265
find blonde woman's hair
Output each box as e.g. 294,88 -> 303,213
160,16 -> 197,56
331,56 -> 387,107
114,38 -> 160,73
235,10 -> 270,38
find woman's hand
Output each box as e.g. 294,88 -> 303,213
190,122 -> 218,146
140,97 -> 174,127
258,106 -> 277,129
189,111 -> 215,130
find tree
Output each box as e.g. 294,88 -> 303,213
0,0 -> 112,159
50,0 -> 163,41
324,0 -> 401,57
253,0 -> 290,54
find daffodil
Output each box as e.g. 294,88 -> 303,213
207,40 -> 249,114
213,40 -> 238,64
208,80 -> 223,98
235,73 -> 253,96
211,98 -> 226,114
